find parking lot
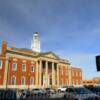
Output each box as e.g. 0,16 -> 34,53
0,86 -> 100,100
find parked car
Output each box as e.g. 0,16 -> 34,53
45,88 -> 55,94
85,86 -> 100,96
58,86 -> 67,92
31,88 -> 41,95
39,89 -> 47,95
0,89 -> 17,100
31,88 -> 47,96
64,87 -> 100,100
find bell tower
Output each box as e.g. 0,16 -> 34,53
31,32 -> 41,52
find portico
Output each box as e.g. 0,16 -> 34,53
36,57 -> 60,88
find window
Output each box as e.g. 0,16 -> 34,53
71,80 -> 74,85
30,77 -> 34,85
0,60 -> 2,69
66,80 -> 68,86
12,63 -> 17,71
21,76 -> 25,85
11,76 -> 16,85
22,64 -> 26,72
30,66 -> 34,72
76,80 -> 79,85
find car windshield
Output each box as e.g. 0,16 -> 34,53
74,88 -> 92,94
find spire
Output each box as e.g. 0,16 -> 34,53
31,32 -> 41,52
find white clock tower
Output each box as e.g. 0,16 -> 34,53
31,32 -> 41,52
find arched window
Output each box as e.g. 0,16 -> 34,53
21,76 -> 25,85
30,66 -> 35,72
30,77 -> 34,85
11,76 -> 16,85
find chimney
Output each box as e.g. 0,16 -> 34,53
2,41 -> 7,55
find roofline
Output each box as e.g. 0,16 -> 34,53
6,49 -> 38,58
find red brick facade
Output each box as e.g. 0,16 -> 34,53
0,41 -> 83,89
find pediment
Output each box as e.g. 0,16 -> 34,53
42,52 -> 60,59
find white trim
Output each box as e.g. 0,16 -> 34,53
0,60 -> 2,69
11,75 -> 16,85
30,77 -> 34,85
13,58 -> 18,61
21,76 -> 26,85
0,85 -> 6,88
0,85 -> 38,89
22,60 -> 26,63
31,61 -> 35,64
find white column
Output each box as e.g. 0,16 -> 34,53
45,61 -> 48,87
48,75 -> 50,86
57,64 -> 59,87
39,60 -> 42,87
52,62 -> 55,86
68,67 -> 72,86
35,61 -> 38,87
3,58 -> 9,89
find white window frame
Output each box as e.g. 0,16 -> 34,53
30,66 -> 34,72
12,63 -> 17,71
30,77 -> 34,85
0,60 -> 2,69
22,64 -> 26,72
21,76 -> 26,85
11,76 -> 16,85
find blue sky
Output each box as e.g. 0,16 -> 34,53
0,0 -> 100,79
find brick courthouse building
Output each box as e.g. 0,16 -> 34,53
0,33 -> 82,89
